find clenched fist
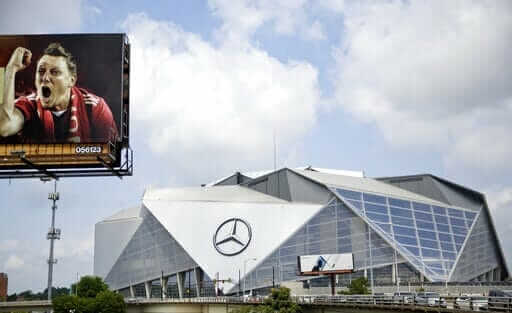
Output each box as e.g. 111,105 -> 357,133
7,47 -> 32,72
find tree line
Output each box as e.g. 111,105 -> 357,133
3,276 -> 125,313
4,287 -> 71,301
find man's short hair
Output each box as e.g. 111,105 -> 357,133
42,43 -> 77,76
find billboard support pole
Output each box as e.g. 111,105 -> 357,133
330,274 -> 335,296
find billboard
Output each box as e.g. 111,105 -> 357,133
0,34 -> 130,174
298,253 -> 354,275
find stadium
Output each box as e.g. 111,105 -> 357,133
94,167 -> 508,298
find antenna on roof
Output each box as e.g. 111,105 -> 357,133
273,130 -> 277,171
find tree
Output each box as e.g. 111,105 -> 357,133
53,295 -> 83,313
53,276 -> 125,313
264,287 -> 301,313
94,291 -> 126,313
76,276 -> 108,298
42,286 -> 71,299
7,286 -> 71,301
231,287 -> 301,313
338,277 -> 370,295
7,293 -> 17,301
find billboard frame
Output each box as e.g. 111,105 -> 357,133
297,254 -> 355,276
0,144 -> 132,179
0,34 -> 132,179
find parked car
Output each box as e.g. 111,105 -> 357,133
416,292 -> 447,307
455,296 -> 488,311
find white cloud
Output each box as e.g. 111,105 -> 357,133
208,0 -> 326,43
333,1 -> 512,172
88,5 -> 102,16
0,240 -> 19,252
5,255 -> 24,270
318,0 -> 345,13
122,13 -> 320,179
55,234 -> 94,260
0,0 -> 82,34
485,186 -> 512,215
304,20 -> 326,41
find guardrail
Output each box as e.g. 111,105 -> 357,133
125,296 -> 249,304
0,300 -> 52,307
294,295 -> 512,312
3,295 -> 512,312
488,297 -> 512,312
123,295 -> 512,311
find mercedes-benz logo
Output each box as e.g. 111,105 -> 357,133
213,218 -> 252,256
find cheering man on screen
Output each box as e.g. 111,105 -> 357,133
0,43 -> 117,143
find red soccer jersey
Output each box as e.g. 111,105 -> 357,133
14,86 -> 118,143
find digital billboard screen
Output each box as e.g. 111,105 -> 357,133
0,34 -> 129,171
298,253 -> 354,275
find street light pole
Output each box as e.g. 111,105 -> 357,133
368,224 -> 374,295
243,258 -> 257,296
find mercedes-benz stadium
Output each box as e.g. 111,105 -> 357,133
93,167 -> 508,298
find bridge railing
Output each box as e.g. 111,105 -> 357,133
488,297 -> 512,312
3,295 -> 512,312
293,295 -> 512,312
117,294 -> 512,312
125,296 -> 264,304
0,300 -> 52,307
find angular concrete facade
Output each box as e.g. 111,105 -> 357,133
94,168 -> 508,297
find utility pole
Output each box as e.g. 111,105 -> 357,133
161,271 -> 164,300
272,267 -> 275,288
46,179 -> 61,300
368,225 -> 374,295
243,258 -> 257,296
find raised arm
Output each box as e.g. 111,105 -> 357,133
0,47 -> 31,137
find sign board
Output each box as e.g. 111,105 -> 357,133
0,34 -> 130,173
298,253 -> 354,275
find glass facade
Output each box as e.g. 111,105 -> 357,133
105,206 -> 199,290
450,211 -> 501,281
241,198 -> 419,291
101,178 -> 504,295
333,187 -> 479,281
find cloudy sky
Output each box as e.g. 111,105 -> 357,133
0,0 -> 511,294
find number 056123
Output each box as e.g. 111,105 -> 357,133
75,146 -> 102,154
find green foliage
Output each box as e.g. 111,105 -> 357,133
232,306 -> 261,313
7,287 -> 70,301
53,295 -> 84,313
337,277 -> 369,295
7,293 -> 18,301
231,287 -> 301,313
265,287 -> 301,313
94,290 -> 126,313
416,287 -> 425,292
76,276 -> 108,298
53,277 -> 124,313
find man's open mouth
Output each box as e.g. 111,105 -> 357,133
42,86 -> 52,99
